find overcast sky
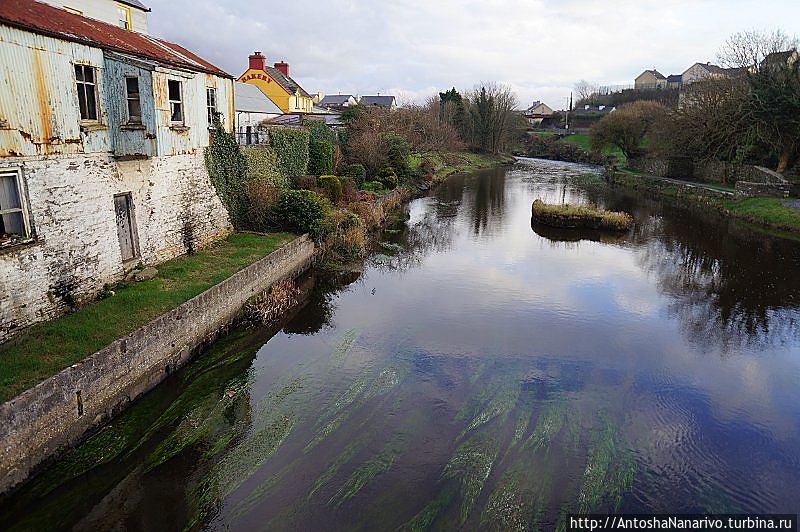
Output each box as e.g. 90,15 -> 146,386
149,0 -> 799,110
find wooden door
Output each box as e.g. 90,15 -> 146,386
114,194 -> 136,261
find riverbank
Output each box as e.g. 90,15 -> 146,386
0,234 -> 314,495
607,169 -> 800,237
0,232 -> 294,403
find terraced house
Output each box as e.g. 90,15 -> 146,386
0,0 -> 235,341
239,51 -> 314,114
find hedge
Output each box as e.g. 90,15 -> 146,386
269,127 -> 310,178
309,139 -> 335,176
242,145 -> 291,189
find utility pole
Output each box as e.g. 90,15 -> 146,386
565,92 -> 572,131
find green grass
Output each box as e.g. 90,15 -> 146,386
531,200 -> 633,230
722,197 -> 800,232
562,134 -> 626,163
0,232 -> 295,403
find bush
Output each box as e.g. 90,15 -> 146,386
362,181 -> 387,194
306,120 -> 337,144
339,176 -> 359,203
318,175 -> 343,204
293,175 -> 318,190
242,146 -> 290,189
374,165 -> 398,189
349,200 -> 382,229
269,127 -> 310,178
317,209 -> 367,263
273,189 -> 329,237
382,132 -> 411,178
205,119 -> 247,228
341,163 -> 367,187
309,139 -> 335,175
244,182 -> 282,231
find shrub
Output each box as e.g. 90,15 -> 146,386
242,146 -> 290,189
309,139 -> 335,175
374,165 -> 398,189
317,209 -> 367,263
269,127 -> 310,178
362,180 -> 387,194
205,119 -> 247,228
341,163 -> 367,187
245,182 -> 282,231
293,175 -> 318,190
349,200 -> 382,229
273,189 -> 329,237
306,120 -> 337,144
339,176 -> 359,203
382,132 -> 411,178
318,175 -> 343,204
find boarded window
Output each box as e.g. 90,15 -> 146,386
0,169 -> 31,248
125,76 -> 141,123
168,80 -> 183,124
206,87 -> 217,126
75,64 -> 98,121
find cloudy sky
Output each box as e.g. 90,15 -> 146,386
149,0 -> 799,110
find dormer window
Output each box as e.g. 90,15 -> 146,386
116,3 -> 132,30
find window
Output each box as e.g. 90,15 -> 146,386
0,169 -> 32,248
75,64 -> 99,122
63,6 -> 83,15
168,80 -> 183,124
116,3 -> 132,30
124,76 -> 141,123
206,87 -> 217,125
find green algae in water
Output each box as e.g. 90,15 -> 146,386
330,328 -> 360,365
308,441 -> 361,500
458,381 -> 520,440
328,439 -> 405,507
398,487 -> 457,532
442,437 -> 499,525
524,400 -> 572,452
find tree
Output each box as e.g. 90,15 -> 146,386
718,29 -> 799,71
574,79 -> 599,106
590,101 -> 667,160
464,83 -> 519,153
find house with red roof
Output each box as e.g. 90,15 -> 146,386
0,0 -> 236,340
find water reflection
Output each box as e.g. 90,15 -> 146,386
4,158 -> 800,530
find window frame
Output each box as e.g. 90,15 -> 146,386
167,79 -> 184,125
0,167 -> 34,249
206,87 -> 217,127
124,75 -> 142,124
116,3 -> 132,30
74,63 -> 100,123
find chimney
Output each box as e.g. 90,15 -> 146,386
249,51 -> 266,71
274,61 -> 289,77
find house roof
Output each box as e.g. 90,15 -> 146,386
361,95 -> 396,107
0,0 -> 230,77
689,62 -> 725,75
319,94 -> 354,106
666,74 -> 682,83
118,0 -> 150,12
639,69 -> 666,79
235,82 -> 282,114
267,113 -> 343,127
762,49 -> 798,68
263,65 -> 311,99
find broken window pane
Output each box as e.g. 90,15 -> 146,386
168,80 -> 183,124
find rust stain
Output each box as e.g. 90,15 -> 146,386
31,49 -> 53,149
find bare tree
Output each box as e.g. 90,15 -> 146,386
718,29 -> 798,71
574,79 -> 599,106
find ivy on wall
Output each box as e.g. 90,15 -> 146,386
308,140 -> 334,175
205,116 -> 248,228
269,128 -> 310,178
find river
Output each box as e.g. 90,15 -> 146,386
3,158 -> 800,530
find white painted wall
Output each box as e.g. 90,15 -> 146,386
0,151 -> 232,342
39,0 -> 149,33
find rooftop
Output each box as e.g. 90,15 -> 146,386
360,95 -> 396,107
234,82 -> 283,114
0,0 -> 229,77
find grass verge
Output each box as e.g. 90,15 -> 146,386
0,232 -> 295,403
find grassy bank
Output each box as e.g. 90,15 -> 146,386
609,171 -> 800,237
0,232 -> 294,403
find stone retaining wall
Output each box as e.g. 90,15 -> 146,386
0,235 -> 314,495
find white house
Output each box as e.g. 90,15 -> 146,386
525,101 -> 554,125
318,94 -> 359,110
39,0 -> 150,33
234,82 -> 283,145
0,0 -> 235,340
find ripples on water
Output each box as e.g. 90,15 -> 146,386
3,158 -> 800,530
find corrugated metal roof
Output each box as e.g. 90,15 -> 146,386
0,0 -> 230,77
235,82 -> 282,114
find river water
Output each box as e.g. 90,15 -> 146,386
3,158 -> 800,530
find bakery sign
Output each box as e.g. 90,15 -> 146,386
241,72 -> 272,83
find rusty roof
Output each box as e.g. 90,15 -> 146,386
0,0 -> 230,78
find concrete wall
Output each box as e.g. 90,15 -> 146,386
0,235 -> 314,495
0,150 -> 232,342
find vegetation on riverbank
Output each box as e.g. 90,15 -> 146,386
0,232 -> 294,403
531,199 -> 633,230
608,171 -> 800,236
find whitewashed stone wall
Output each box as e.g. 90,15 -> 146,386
0,151 -> 232,342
